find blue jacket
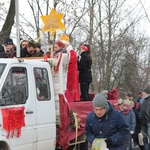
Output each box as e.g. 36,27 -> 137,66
121,110 -> 136,132
85,103 -> 129,150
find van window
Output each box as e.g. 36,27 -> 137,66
0,63 -> 6,78
1,67 -> 28,105
34,68 -> 50,101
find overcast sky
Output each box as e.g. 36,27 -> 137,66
0,0 -> 150,44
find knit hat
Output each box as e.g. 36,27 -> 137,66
35,42 -> 41,49
59,34 -> 70,45
143,86 -> 150,94
80,45 -> 89,51
93,92 -> 109,111
125,91 -> 133,97
4,38 -> 13,45
55,41 -> 65,48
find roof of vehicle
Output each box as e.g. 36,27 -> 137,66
0,57 -> 53,64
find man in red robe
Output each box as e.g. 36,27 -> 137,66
59,34 -> 80,102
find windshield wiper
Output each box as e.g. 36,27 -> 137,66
0,103 -> 6,106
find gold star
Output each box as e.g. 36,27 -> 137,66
41,8 -> 66,32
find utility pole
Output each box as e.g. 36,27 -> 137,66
15,0 -> 20,57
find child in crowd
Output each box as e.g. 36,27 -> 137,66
120,103 -> 136,150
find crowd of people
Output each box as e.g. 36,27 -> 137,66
1,35 -> 149,150
53,34 -> 92,102
52,34 -> 150,150
0,35 -> 93,102
0,38 -> 45,58
85,86 -> 150,150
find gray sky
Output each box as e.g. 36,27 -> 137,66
0,0 -> 150,44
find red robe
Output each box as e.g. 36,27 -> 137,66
66,50 -> 80,102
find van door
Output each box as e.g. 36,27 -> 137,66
0,65 -> 36,150
33,66 -> 56,150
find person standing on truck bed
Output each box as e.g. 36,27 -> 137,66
20,39 -> 28,50
85,92 -> 129,150
53,41 -> 67,58
3,37 -> 16,58
78,44 -> 92,101
32,42 -> 44,57
21,41 -> 36,57
59,34 -> 80,102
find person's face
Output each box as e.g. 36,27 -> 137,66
125,95 -> 132,99
5,44 -> 13,53
54,44 -> 61,51
21,42 -> 28,48
94,106 -> 106,118
118,104 -> 123,111
141,91 -> 148,98
122,105 -> 128,111
139,92 -> 142,98
27,46 -> 35,54
80,47 -> 85,53
35,47 -> 40,53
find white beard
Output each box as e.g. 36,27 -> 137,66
66,45 -> 73,52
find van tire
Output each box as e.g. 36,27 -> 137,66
0,142 -> 8,150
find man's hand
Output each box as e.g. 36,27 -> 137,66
92,138 -> 108,150
105,137 -> 113,146
130,131 -> 134,134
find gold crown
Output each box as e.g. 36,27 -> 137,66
59,34 -> 69,42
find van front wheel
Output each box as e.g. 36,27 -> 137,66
0,142 -> 8,150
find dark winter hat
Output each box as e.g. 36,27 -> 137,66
35,43 -> 41,49
4,38 -> 13,45
125,91 -> 133,97
138,89 -> 143,95
93,92 -> 109,111
143,86 -> 150,94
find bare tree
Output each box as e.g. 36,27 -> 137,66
0,0 -> 15,43
84,0 -> 150,95
0,0 -> 149,98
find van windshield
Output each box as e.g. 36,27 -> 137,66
0,64 -> 6,77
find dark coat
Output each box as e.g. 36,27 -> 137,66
32,50 -> 44,57
0,52 -> 8,58
21,47 -> 33,57
0,44 -> 4,52
140,95 -> 150,124
78,51 -> 92,83
85,103 -> 129,150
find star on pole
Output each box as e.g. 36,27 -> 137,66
41,8 -> 66,33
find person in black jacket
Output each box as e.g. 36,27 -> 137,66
3,38 -> 16,58
139,85 -> 150,150
21,41 -> 36,57
78,44 -> 92,101
33,42 -> 44,57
